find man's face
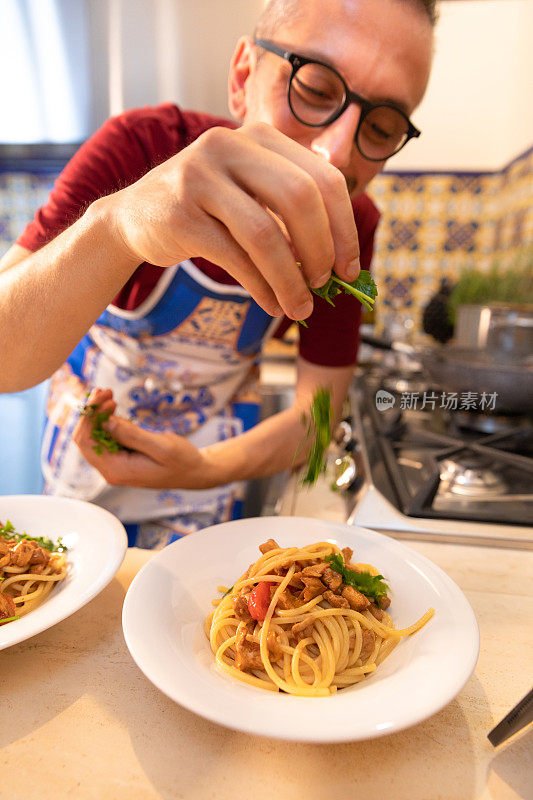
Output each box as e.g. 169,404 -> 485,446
230,0 -> 433,195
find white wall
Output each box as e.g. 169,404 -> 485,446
0,0 -> 91,143
86,0 -> 264,129
86,0 -> 532,171
391,0 -> 533,172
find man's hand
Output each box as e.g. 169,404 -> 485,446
105,122 -> 360,321
73,389 -> 214,490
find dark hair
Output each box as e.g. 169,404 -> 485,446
254,0 -> 438,39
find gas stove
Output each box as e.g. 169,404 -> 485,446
343,368 -> 533,549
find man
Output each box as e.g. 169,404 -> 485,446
0,0 -> 435,546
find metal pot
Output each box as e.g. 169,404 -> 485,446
360,334 -> 533,414
417,345 -> 533,414
454,304 -> 533,356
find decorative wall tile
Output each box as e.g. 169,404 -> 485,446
443,220 -> 479,252
367,146 -> 533,338
0,172 -> 56,257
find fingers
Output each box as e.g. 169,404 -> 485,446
180,212 -> 284,317
201,177 -> 312,319
115,122 -> 360,320
74,387 -> 116,454
101,416 -> 166,461
235,123 -> 360,282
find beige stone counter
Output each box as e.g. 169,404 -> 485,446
1,541 -> 532,800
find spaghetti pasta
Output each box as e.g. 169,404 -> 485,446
205,539 -> 434,696
0,521 -> 68,624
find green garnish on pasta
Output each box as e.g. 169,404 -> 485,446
0,520 -> 67,553
325,553 -> 390,602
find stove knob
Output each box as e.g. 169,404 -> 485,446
334,455 -> 358,491
334,420 -> 351,446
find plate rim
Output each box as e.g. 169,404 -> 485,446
122,516 -> 480,743
0,494 -> 128,651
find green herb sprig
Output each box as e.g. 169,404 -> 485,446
301,387 -> 333,485
299,269 -> 378,326
325,552 -> 389,602
80,402 -> 133,456
0,520 -> 67,553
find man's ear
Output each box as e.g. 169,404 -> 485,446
228,36 -> 256,120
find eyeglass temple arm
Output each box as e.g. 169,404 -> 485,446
254,38 -> 292,62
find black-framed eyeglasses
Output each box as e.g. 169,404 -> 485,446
254,38 -> 421,162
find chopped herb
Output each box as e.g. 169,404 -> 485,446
0,615 -> 20,625
325,552 -> 390,602
80,403 -> 133,455
0,520 -> 67,553
301,387 -> 333,485
222,585 -> 234,598
298,269 -> 378,326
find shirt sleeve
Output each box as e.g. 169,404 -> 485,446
296,192 -> 381,367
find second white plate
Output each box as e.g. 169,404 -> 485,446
0,494 -> 127,651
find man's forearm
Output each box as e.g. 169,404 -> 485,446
200,359 -> 351,489
201,406 -> 309,487
0,198 -> 139,393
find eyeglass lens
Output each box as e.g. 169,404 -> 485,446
289,62 -> 409,159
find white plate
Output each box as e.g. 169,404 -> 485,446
0,494 -> 127,650
122,516 -> 479,743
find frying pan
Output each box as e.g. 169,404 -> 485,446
360,334 -> 533,414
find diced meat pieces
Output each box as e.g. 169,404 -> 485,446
341,585 -> 371,611
232,592 -> 252,621
323,590 -> 350,609
0,592 -> 16,619
275,589 -> 301,610
322,567 -> 342,593
369,603 -> 384,620
266,632 -> 283,661
259,539 -> 280,554
359,629 -> 376,662
287,573 -> 305,589
300,576 -> 326,603
341,547 -> 353,564
300,563 -> 328,578
9,540 -> 49,568
291,616 -> 317,642
234,625 -> 282,671
379,595 -> 391,610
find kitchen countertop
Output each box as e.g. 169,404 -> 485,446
1,541 -> 532,800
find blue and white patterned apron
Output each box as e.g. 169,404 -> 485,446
41,259 -> 279,547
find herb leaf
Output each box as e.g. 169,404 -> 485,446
0,520 -> 67,552
296,268 -> 377,325
80,403 -> 133,455
306,270 -> 378,317
301,386 -> 333,485
325,552 -> 389,602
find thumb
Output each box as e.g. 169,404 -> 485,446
103,416 -> 163,459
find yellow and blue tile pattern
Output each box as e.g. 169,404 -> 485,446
367,146 -> 533,338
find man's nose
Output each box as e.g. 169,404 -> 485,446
309,104 -> 360,169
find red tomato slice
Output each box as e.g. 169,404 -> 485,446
247,581 -> 272,621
